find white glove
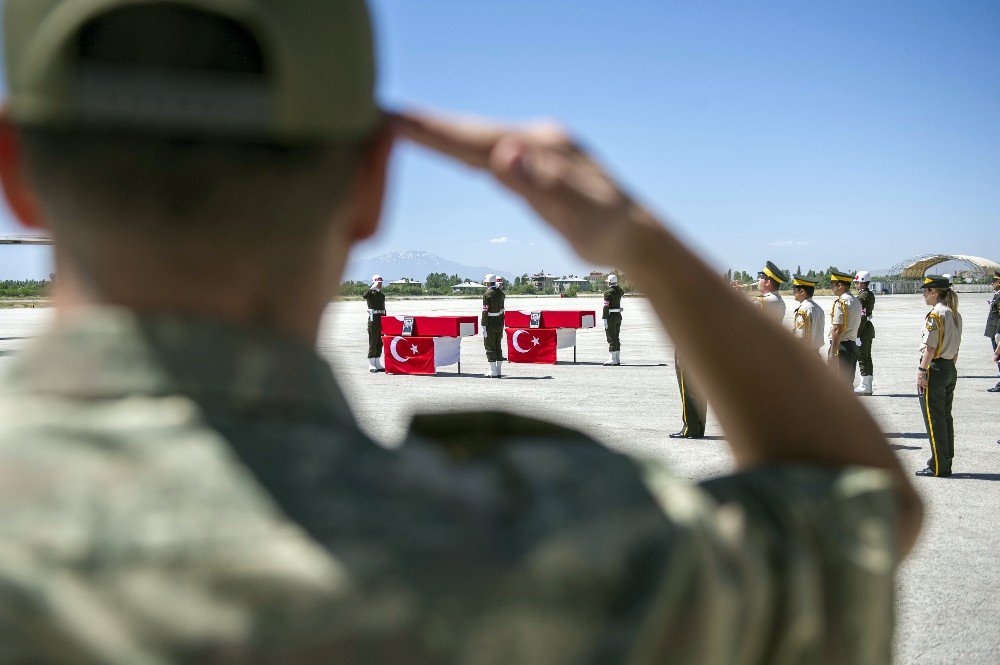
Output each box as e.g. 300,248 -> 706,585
855,337 -> 862,345
603,319 -> 608,329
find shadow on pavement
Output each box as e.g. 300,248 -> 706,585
875,393 -> 918,398
958,375 -> 999,379
889,444 -> 921,451
947,473 -> 1000,482
437,374 -> 554,380
884,432 -> 927,439
555,361 -> 669,367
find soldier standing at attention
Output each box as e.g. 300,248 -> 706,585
916,275 -> 963,477
854,271 -> 876,395
363,274 -> 386,372
481,273 -> 505,377
0,1 -> 923,660
791,275 -> 825,354
602,273 -> 623,365
985,270 -> 1000,392
828,270 -> 863,384
755,260 -> 787,323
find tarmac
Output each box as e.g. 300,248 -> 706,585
1,293 -> 997,663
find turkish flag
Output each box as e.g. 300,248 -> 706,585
505,327 -> 557,364
383,335 -> 436,375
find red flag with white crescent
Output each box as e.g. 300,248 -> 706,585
505,327 -> 557,364
383,335 -> 436,375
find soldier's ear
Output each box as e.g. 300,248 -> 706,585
0,111 -> 44,229
344,122 -> 394,243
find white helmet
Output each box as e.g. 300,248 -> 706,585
484,273 -> 495,285
606,274 -> 618,285
854,270 -> 871,283
371,274 -> 383,283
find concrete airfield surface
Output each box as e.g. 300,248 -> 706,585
1,293 -> 997,663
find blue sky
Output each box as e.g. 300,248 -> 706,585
1,0 -> 998,279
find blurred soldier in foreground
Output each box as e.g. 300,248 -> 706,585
481,272 -> 505,377
754,260 -> 787,323
986,270 -> 1000,392
363,274 -> 386,372
854,270 -> 876,395
0,1 -> 920,662
828,270 -> 863,383
791,274 -> 825,354
602,273 -> 623,365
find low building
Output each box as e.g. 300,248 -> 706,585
388,278 -> 422,288
530,271 -> 559,291
451,281 -> 485,294
554,276 -> 590,292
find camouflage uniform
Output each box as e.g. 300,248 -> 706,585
0,309 -> 903,663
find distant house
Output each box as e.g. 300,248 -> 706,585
388,278 -> 422,288
530,271 -> 559,291
553,275 -> 590,292
588,271 -> 607,289
451,281 -> 485,294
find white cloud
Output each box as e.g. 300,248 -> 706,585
768,240 -> 813,247
490,236 -> 509,244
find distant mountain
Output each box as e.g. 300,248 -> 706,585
343,250 -> 515,283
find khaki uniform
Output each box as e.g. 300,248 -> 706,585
755,291 -> 786,324
857,288 -> 876,376
0,309 -> 903,663
674,350 -> 706,437
792,298 -> 826,352
362,287 -> 386,358
918,303 -> 963,476
830,292 -> 862,382
603,284 -> 624,351
986,288 -> 1000,379
481,286 -> 505,362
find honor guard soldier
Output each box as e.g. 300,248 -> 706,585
791,275 -> 825,353
755,260 -> 787,323
482,273 -> 505,377
916,275 -> 964,477
671,352 -> 707,439
828,270 -> 863,383
854,271 -> 876,395
986,270 -> 1000,392
363,274 -> 386,372
603,273 -> 624,365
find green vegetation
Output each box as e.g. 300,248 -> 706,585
0,279 -> 51,298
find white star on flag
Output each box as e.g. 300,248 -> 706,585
410,344 -> 419,354
531,337 -> 540,346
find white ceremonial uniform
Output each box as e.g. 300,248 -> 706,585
830,292 -> 862,343
757,292 -> 786,323
792,298 -> 825,351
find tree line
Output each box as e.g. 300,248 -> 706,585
339,272 -> 631,298
0,280 -> 51,298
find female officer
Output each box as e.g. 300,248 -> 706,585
916,275 -> 963,477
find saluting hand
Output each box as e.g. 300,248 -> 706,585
392,110 -> 660,268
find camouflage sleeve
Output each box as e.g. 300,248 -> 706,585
635,463 -> 900,663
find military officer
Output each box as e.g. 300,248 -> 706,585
854,271 -> 876,395
916,275 -> 964,477
755,260 -> 787,323
671,351 -> 707,439
0,2 -> 922,661
602,273 -> 624,365
363,274 -> 386,372
791,274 -> 825,353
481,273 -> 505,377
828,270 -> 863,383
986,270 -> 1000,392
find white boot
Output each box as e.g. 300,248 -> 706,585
612,351 -> 621,366
495,360 -> 503,378
485,361 -> 498,378
854,375 -> 873,395
368,358 -> 378,373
373,357 -> 384,372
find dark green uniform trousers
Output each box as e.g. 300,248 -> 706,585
674,351 -> 706,438
834,340 -> 858,384
605,314 -> 622,352
484,325 -> 503,362
367,316 -> 382,359
858,331 -> 875,376
919,358 -> 956,477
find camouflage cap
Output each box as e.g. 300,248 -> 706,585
3,0 -> 379,141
